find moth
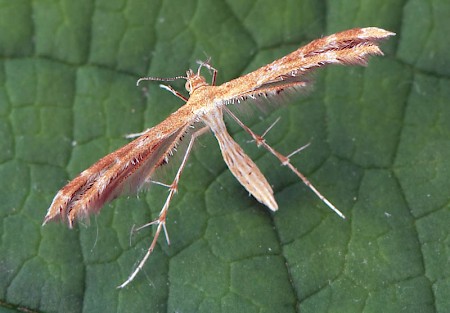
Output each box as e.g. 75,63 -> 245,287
43,27 -> 395,287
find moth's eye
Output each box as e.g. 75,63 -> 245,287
185,81 -> 191,92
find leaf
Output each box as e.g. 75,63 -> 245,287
0,0 -> 448,312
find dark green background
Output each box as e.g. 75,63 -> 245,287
0,0 -> 449,312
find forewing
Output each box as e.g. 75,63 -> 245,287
216,27 -> 395,104
44,106 -> 194,227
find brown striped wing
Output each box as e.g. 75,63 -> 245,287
215,27 -> 394,103
44,106 -> 193,227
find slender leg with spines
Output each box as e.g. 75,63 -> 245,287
118,126 -> 210,288
223,106 -> 345,219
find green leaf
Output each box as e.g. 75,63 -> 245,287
0,0 -> 448,312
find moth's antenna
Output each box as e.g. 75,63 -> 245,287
136,75 -> 187,86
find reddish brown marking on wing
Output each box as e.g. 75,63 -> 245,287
215,27 -> 395,104
44,105 -> 194,227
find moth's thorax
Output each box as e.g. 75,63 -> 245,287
185,69 -> 209,94
185,86 -> 218,117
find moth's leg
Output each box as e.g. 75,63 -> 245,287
118,126 -> 210,288
196,59 -> 218,86
159,84 -> 189,101
210,67 -> 217,86
125,85 -> 188,140
125,129 -> 152,139
207,65 -> 218,86
223,106 -> 345,219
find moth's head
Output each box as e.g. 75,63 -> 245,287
185,69 -> 208,94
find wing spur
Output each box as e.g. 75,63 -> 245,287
43,106 -> 194,227
216,27 -> 395,104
